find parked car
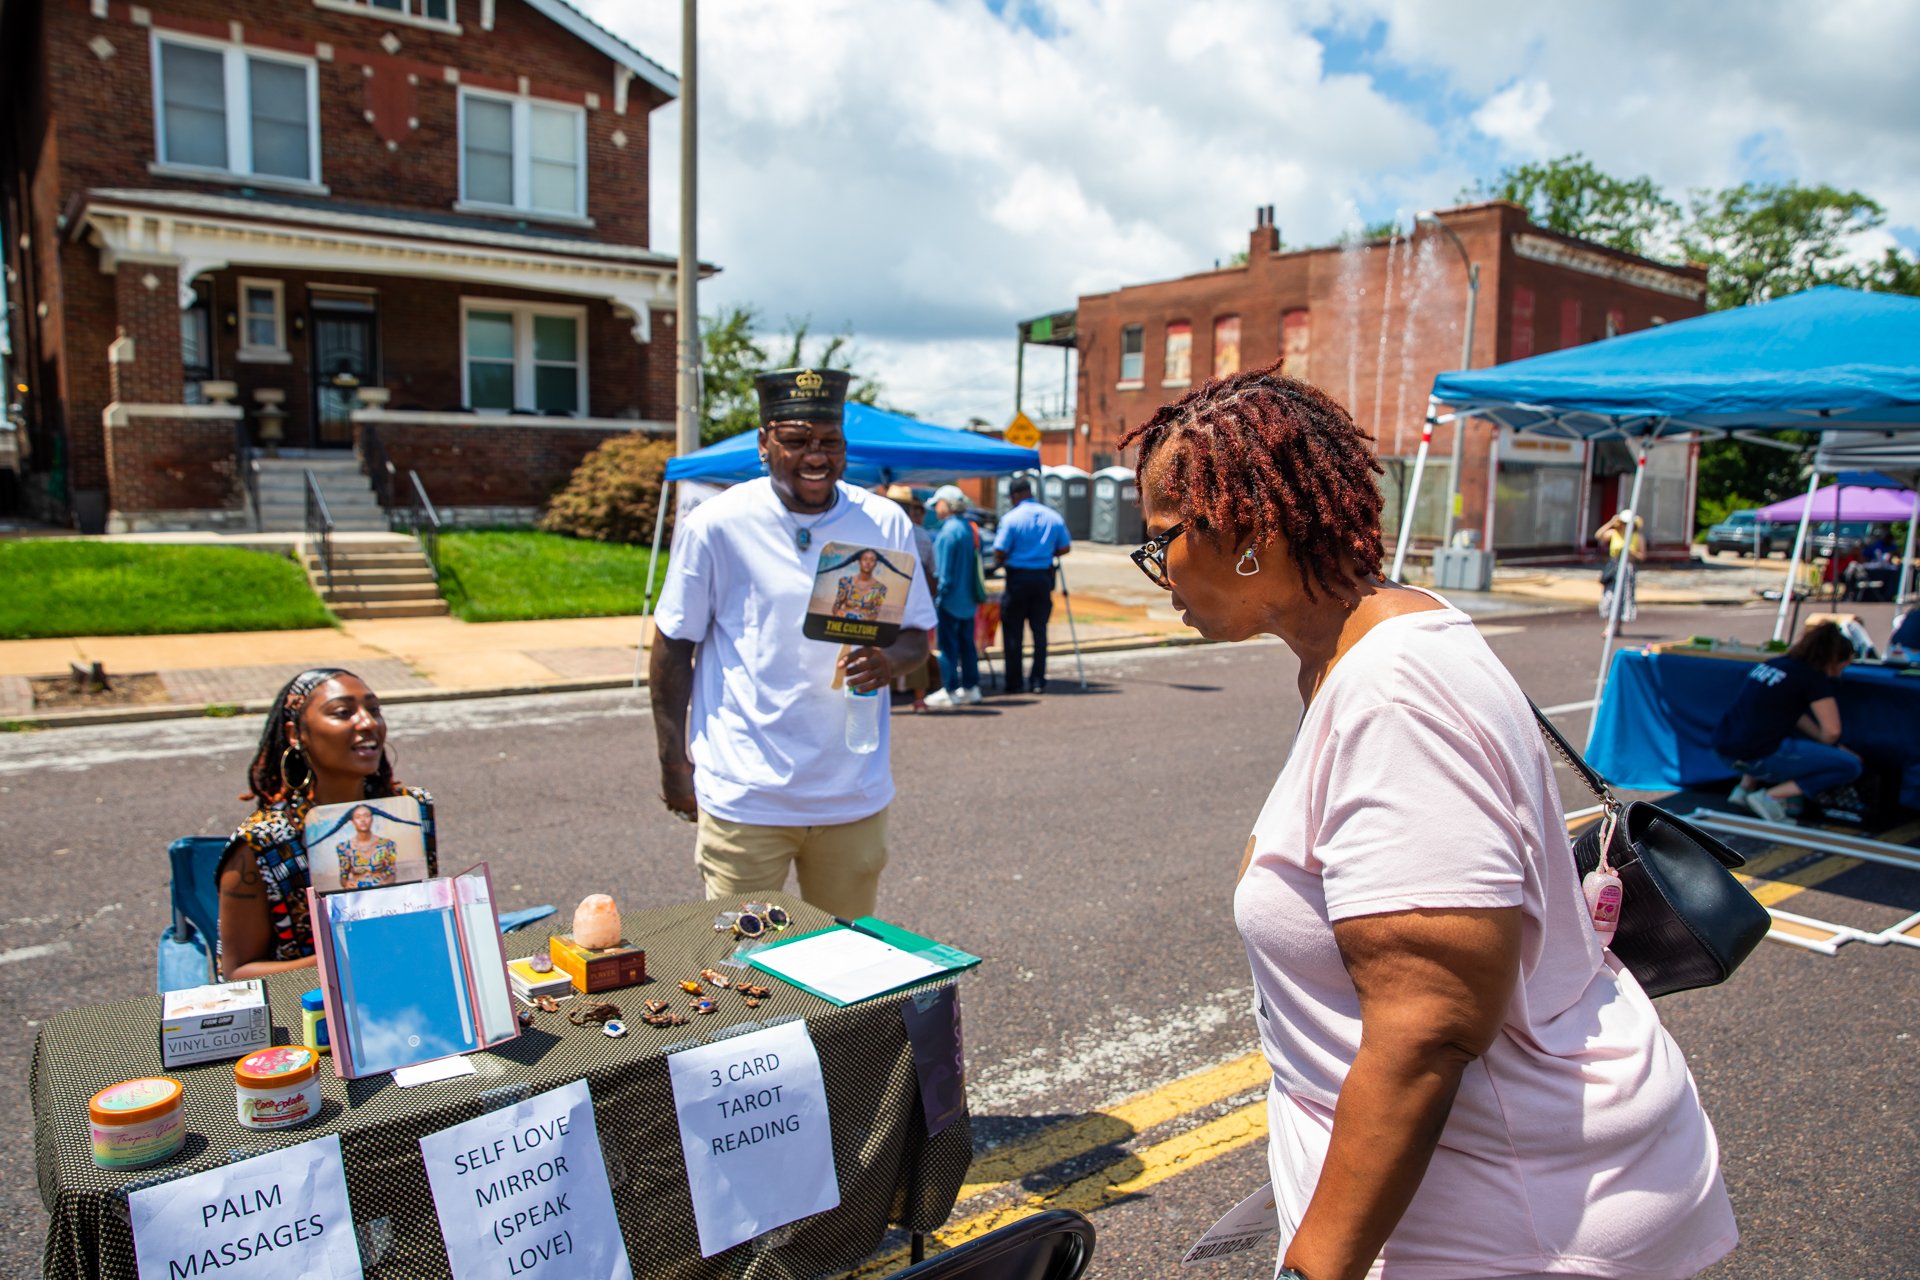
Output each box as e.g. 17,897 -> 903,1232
1704,509 -> 1777,557
1809,521 -> 1877,560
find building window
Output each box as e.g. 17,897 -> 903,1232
369,0 -> 451,18
154,36 -> 319,184
312,0 -> 457,31
459,92 -> 586,218
1212,315 -> 1241,379
182,293 -> 213,401
462,302 -> 586,415
1163,322 -> 1192,386
237,278 -> 288,362
1119,325 -> 1143,384
1510,288 -> 1535,361
1280,308 -> 1310,378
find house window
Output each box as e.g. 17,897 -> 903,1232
1163,322 -> 1192,386
312,0 -> 457,32
1280,308 -> 1310,378
459,92 -> 586,218
238,278 -> 288,362
462,302 -> 586,415
182,294 -> 213,402
1119,325 -> 1143,384
370,0 -> 452,18
154,37 -> 319,184
1212,315 -> 1241,379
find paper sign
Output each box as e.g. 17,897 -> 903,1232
803,541 -> 917,646
129,1133 -> 362,1279
419,1079 -> 631,1280
666,1020 -> 840,1257
1182,1181 -> 1278,1265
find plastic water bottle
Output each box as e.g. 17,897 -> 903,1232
844,684 -> 881,754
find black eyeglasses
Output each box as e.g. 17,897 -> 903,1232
1130,522 -> 1187,588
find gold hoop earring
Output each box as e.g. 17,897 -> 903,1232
280,745 -> 313,800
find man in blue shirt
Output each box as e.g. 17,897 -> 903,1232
990,476 -> 1071,694
925,485 -> 982,708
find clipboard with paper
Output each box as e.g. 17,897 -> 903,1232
747,917 -> 980,1006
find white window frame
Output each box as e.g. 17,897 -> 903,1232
311,0 -> 460,35
237,278 -> 290,364
150,32 -> 323,190
1118,324 -> 1144,388
459,299 -> 588,416
456,89 -> 589,222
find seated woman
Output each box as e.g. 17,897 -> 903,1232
216,668 -> 435,979
1125,364 -> 1734,1279
1714,621 -> 1860,824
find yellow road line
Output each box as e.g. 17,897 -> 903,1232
847,1100 -> 1270,1277
956,1051 -> 1269,1201
1746,854 -> 1864,907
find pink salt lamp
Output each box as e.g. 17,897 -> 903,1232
572,894 -> 622,951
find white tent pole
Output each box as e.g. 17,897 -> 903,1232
635,479 -> 673,688
1591,435 -> 1649,718
1055,559 -> 1089,691
1389,399 -> 1437,581
1771,467 -> 1822,643
1897,498 -> 1918,610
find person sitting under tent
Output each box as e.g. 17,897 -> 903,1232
1714,622 -> 1861,824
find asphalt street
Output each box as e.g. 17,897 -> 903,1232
1,601 -> 1915,1277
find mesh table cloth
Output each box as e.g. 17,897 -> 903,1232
34,893 -> 971,1278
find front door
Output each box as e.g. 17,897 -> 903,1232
311,303 -> 377,448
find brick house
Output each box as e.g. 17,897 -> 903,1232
1056,202 -> 1710,557
1,0 -> 688,532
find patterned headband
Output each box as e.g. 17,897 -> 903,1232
282,667 -> 349,716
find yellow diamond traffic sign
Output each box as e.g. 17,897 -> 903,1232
1005,412 -> 1041,449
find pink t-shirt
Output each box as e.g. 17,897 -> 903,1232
1235,598 -> 1737,1279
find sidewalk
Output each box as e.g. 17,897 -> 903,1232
0,544 -> 1760,727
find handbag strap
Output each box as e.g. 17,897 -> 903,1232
1528,698 -> 1619,811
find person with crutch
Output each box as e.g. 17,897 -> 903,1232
990,476 -> 1072,694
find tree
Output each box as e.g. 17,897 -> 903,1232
1680,181 -> 1892,311
696,306 -> 895,446
1467,153 -> 1678,257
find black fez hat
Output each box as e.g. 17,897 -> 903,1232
755,367 -> 851,426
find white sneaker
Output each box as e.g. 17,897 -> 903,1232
1728,784 -> 1751,808
924,689 -> 955,710
1744,789 -> 1790,824
958,686 -> 983,705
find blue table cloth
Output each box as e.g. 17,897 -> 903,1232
1586,649 -> 1920,792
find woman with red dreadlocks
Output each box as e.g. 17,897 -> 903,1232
216,668 -> 435,979
1125,364 -> 1734,1280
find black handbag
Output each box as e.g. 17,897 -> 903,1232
1531,701 -> 1772,998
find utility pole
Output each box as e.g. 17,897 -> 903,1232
674,0 -> 699,456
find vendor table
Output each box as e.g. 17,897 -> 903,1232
1585,647 -> 1920,792
33,893 -> 971,1279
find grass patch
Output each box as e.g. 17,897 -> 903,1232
0,543 -> 333,639
438,530 -> 667,623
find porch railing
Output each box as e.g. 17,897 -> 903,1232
361,423 -> 396,509
401,469 -> 442,582
305,469 -> 335,592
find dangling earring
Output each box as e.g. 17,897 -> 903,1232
280,745 -> 313,802
1236,548 -> 1261,577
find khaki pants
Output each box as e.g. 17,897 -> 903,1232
695,808 -> 889,919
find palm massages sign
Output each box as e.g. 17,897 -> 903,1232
802,542 -> 917,646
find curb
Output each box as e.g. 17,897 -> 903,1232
1,632 -> 1216,732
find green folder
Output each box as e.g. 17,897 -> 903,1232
747,916 -> 980,1006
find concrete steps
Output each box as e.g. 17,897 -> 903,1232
302,538 -> 449,619
252,456 -> 387,534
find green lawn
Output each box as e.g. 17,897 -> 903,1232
0,542 -> 333,639
437,530 -> 666,622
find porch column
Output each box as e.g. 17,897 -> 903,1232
108,261 -> 185,405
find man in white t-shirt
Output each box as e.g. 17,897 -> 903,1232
649,368 -> 935,917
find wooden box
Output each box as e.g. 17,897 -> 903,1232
548,935 -> 647,993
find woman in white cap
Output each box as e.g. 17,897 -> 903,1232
926,485 -> 985,708
1594,508 -> 1644,623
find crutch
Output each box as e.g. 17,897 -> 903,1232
1055,559 -> 1089,690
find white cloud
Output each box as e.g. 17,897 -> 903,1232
583,0 -> 1918,430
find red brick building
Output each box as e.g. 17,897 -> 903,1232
1,0 -> 686,531
1058,202 -> 1710,556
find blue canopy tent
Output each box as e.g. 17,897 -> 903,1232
642,402 -> 1044,623
1424,286 -> 1920,713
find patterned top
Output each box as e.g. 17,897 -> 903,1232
832,576 -> 888,621
334,836 -> 400,889
219,786 -> 436,964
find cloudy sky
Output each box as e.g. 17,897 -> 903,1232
584,0 -> 1919,430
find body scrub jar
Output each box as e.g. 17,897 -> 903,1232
89,1077 -> 186,1169
235,1046 -> 321,1130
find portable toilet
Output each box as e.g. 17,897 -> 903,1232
1041,466 -> 1093,540
995,469 -> 1043,520
1091,466 -> 1143,544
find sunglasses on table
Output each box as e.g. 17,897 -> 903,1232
1130,521 -> 1188,588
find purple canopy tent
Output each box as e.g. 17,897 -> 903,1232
1756,471 -> 1916,613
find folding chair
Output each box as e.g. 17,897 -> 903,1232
159,836 -> 230,992
891,1210 -> 1095,1280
